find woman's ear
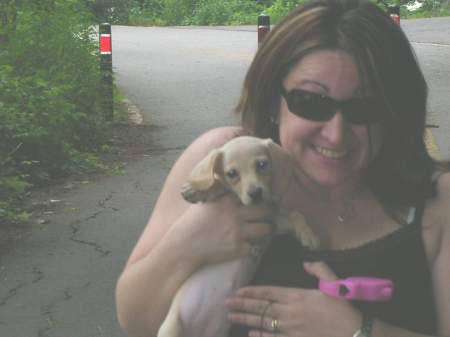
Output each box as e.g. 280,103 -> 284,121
181,149 -> 226,203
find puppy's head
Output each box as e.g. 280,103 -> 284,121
182,136 -> 294,206
220,136 -> 273,205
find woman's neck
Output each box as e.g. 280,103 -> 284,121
282,170 -> 399,250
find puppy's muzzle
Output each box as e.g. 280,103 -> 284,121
247,186 -> 264,204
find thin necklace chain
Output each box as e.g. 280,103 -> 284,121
337,196 -> 355,223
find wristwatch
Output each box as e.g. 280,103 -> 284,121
352,314 -> 373,337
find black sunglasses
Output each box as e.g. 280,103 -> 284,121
280,87 -> 383,125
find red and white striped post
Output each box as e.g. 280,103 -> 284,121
99,23 -> 113,121
388,5 -> 400,26
258,13 -> 270,46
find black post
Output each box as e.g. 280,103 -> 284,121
258,14 -> 270,46
99,23 -> 113,121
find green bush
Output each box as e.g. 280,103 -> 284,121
190,0 -> 232,25
87,0 -> 136,24
163,0 -> 198,25
129,0 -> 167,25
265,0 -> 305,23
189,0 -> 264,25
0,0 -> 108,224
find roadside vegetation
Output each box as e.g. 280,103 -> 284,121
1,0 -> 449,224
125,0 -> 450,26
0,0 -> 114,224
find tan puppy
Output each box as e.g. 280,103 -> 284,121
157,136 -> 319,337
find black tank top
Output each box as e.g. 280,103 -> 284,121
230,204 -> 437,336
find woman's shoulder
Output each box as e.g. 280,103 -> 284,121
429,171 -> 450,216
167,126 -> 246,183
193,126 -> 248,149
180,126 -> 247,160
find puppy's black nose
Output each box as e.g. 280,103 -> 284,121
248,187 -> 263,203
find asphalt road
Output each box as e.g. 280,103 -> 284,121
0,18 -> 449,337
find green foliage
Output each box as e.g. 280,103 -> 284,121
126,0 -> 449,26
229,0 -> 266,25
0,150 -> 32,224
128,0 -> 265,26
86,0 -> 136,24
129,0 -> 166,25
402,0 -> 450,18
0,0 -> 109,224
188,0 -> 233,25
163,0 -> 198,25
265,0 -> 306,22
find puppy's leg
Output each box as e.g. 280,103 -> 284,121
181,182 -> 228,204
275,212 -> 320,250
157,289 -> 183,337
181,182 -> 209,203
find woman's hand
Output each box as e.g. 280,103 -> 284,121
171,193 -> 272,268
226,262 -> 362,337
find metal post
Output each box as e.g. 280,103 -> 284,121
99,23 -> 113,121
258,14 -> 270,46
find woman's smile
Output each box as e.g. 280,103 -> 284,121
313,145 -> 348,160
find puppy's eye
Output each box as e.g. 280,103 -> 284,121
256,160 -> 269,172
226,169 -> 239,180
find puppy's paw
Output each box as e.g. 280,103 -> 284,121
297,228 -> 320,250
180,182 -> 206,203
288,212 -> 320,250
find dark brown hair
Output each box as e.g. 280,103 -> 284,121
235,0 -> 445,207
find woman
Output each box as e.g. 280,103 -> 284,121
116,1 -> 450,337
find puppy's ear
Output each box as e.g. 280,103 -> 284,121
181,149 -> 226,203
190,149 -> 223,189
263,139 -> 295,199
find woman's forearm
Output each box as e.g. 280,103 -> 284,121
116,230 -> 199,337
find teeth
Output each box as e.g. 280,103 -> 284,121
315,146 -> 347,159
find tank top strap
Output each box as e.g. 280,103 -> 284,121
409,198 -> 426,226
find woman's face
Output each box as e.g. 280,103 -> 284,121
279,49 -> 382,189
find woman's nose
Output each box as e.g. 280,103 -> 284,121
320,110 -> 346,146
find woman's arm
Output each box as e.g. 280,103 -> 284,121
115,127 -> 270,337
375,172 -> 450,337
426,172 -> 450,336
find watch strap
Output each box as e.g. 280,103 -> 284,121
352,314 -> 373,337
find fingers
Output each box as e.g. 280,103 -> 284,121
227,299 -> 284,337
226,296 -> 277,316
228,311 -> 280,333
233,286 -> 299,304
303,261 -> 339,281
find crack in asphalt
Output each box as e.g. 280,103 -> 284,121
134,180 -> 144,192
68,192 -> 117,257
32,267 -> 44,283
69,215 -> 110,257
0,283 -> 26,306
37,282 -> 91,337
0,268 -> 43,308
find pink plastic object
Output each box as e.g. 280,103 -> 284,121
319,277 -> 394,302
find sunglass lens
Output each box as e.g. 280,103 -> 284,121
286,91 -> 334,121
344,99 -> 382,125
284,89 -> 383,125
